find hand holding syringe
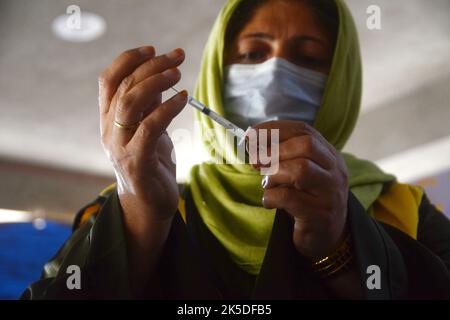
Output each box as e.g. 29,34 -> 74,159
170,87 -> 249,145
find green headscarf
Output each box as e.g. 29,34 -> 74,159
188,0 -> 395,275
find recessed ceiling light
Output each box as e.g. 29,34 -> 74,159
52,11 -> 106,42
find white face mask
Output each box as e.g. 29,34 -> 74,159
223,57 -> 328,129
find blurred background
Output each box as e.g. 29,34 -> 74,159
0,0 -> 449,299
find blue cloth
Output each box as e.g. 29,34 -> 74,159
0,222 -> 71,299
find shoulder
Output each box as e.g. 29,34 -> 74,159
372,182 -> 424,238
72,183 -> 117,230
378,221 -> 450,299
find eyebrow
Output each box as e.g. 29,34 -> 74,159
240,32 -> 326,45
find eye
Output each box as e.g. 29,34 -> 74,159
238,51 -> 266,63
297,56 -> 323,67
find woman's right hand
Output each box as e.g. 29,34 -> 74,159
98,46 -> 187,223
98,46 -> 188,295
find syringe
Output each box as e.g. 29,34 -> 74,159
171,87 -> 248,145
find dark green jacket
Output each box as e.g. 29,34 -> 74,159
21,187 -> 450,299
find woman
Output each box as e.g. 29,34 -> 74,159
23,0 -> 450,299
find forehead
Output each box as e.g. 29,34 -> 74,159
237,0 -> 327,40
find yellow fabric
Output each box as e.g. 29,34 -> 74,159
99,183 -> 117,197
372,183 -> 423,239
178,197 -> 187,223
80,203 -> 101,226
190,163 -> 275,275
78,183 -> 117,227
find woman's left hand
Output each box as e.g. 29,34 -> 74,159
250,120 -> 349,260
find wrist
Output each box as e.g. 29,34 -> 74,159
119,193 -> 175,241
293,211 -> 348,260
309,229 -> 353,280
119,191 -> 176,221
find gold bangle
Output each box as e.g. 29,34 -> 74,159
310,232 -> 353,279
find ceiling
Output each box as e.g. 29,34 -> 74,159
0,0 -> 449,185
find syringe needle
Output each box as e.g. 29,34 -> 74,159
168,87 -> 248,144
170,87 -> 180,94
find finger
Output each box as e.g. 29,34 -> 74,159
120,48 -> 185,90
248,134 -> 334,171
98,46 -> 155,115
113,68 -> 182,145
245,127 -> 279,169
251,120 -> 330,146
130,91 -> 188,154
262,158 -> 332,194
263,186 -> 324,216
278,135 -> 334,169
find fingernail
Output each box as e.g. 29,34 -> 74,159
162,67 -> 179,79
176,90 -> 188,101
262,176 -> 269,188
139,46 -> 153,57
166,48 -> 184,61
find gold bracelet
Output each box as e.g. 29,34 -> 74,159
310,232 -> 353,279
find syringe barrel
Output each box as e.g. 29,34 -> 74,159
187,96 -> 206,112
187,95 -> 247,142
